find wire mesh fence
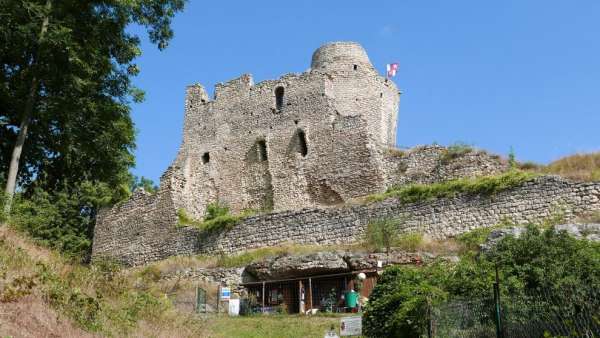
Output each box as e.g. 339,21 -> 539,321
431,286 -> 600,338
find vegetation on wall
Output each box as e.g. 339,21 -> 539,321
177,202 -> 256,234
363,224 -> 600,338
366,170 -> 538,203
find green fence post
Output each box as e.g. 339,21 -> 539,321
494,265 -> 503,338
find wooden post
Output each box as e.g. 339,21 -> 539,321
308,277 -> 313,312
261,282 -> 266,314
299,280 -> 304,314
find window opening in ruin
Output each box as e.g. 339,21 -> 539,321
353,64 -> 358,70
257,140 -> 268,161
275,86 -> 284,111
380,92 -> 383,98
202,152 -> 210,164
296,129 -> 308,157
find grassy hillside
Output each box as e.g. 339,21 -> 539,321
0,226 -> 340,338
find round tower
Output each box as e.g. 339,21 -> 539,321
310,41 -> 374,72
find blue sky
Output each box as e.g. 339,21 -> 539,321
130,0 -> 600,183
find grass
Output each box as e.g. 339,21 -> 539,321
204,314 -> 343,338
365,170 -> 539,203
519,152 -> 600,182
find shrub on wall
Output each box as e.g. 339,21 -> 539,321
364,218 -> 403,253
178,202 -> 256,234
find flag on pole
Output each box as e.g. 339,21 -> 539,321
386,63 -> 399,78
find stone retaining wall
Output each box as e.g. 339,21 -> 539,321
93,176 -> 600,265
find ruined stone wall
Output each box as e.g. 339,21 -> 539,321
198,176 -> 600,255
92,176 -> 600,265
380,145 -> 510,188
91,168 -> 199,266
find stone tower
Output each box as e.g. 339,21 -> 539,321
168,41 -> 400,218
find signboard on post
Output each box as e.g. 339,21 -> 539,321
220,287 -> 231,301
340,316 -> 362,336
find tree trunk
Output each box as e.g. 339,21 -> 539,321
4,0 -> 52,213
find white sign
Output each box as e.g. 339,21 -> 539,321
220,287 -> 231,301
228,299 -> 240,316
340,316 -> 362,336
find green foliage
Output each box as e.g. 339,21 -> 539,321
367,170 -> 539,203
508,146 -> 517,168
130,176 -> 158,194
363,263 -> 449,338
1,0 -> 185,256
364,218 -> 403,253
363,225 -> 600,337
178,202 -> 256,234
205,201 -> 231,221
9,181 -> 114,257
0,191 -> 7,223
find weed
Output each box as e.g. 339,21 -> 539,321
364,218 -> 404,253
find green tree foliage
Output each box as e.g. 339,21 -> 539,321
0,0 -> 185,255
130,176 -> 158,194
363,263 -> 449,338
10,181 -> 113,257
363,225 -> 600,337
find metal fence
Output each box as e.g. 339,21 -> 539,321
431,286 -> 600,338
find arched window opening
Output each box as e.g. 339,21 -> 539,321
202,152 -> 210,164
275,86 -> 284,111
257,140 -> 268,162
353,64 -> 358,70
296,129 -> 308,157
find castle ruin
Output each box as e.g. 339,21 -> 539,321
94,42 -> 580,266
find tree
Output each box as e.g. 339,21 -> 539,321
131,176 -> 158,194
1,0 -> 185,211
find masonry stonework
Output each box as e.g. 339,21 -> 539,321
92,42 -> 590,266
93,176 -> 600,265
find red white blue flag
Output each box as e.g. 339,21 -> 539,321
386,63 -> 399,78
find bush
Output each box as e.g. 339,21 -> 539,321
364,218 -> 403,253
363,224 -> 600,337
363,263 -> 449,338
178,202 -> 255,234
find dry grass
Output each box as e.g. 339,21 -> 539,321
521,152 -> 600,182
576,211 -> 600,224
0,294 -> 96,338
